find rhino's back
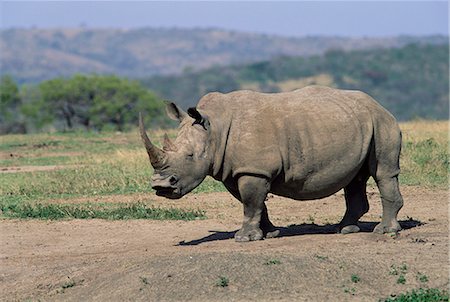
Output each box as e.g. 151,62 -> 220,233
198,86 -> 389,119
199,86 -> 396,199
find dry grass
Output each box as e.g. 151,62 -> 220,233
398,120 -> 448,187
400,120 -> 448,144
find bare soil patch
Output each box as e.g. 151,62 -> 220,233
0,151 -> 83,160
0,164 -> 81,173
0,186 -> 448,301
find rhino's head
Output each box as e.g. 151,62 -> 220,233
139,103 -> 212,199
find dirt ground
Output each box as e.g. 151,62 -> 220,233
0,165 -> 82,173
1,186 -> 448,301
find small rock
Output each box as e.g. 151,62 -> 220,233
411,238 -> 427,243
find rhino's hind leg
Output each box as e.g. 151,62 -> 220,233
373,177 -> 403,233
339,170 -> 370,234
234,175 -> 271,242
370,124 -> 403,234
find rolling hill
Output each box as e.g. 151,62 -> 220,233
0,27 -> 447,83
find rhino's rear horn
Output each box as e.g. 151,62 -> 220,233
163,133 -> 177,152
139,113 -> 167,168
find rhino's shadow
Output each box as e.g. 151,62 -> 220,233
177,219 -> 422,246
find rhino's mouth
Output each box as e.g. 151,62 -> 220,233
152,174 -> 183,199
154,186 -> 182,199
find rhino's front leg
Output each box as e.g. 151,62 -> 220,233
235,175 -> 271,242
261,204 -> 280,239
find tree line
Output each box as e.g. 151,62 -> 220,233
1,74 -> 169,134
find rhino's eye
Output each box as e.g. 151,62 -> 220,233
186,153 -> 194,159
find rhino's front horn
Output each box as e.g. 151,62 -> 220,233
139,113 -> 167,168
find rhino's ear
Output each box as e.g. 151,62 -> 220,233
187,107 -> 209,130
166,102 -> 187,122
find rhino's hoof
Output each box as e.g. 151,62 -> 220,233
373,221 -> 401,234
265,229 -> 280,239
340,225 -> 360,234
235,228 -> 263,242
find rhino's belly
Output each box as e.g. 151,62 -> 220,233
270,181 -> 345,200
269,165 -> 360,200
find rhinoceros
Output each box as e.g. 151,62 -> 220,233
139,86 -> 404,242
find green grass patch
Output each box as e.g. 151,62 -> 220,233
343,287 -> 356,295
416,272 -> 428,283
382,288 -> 449,302
0,201 -> 206,220
400,137 -> 449,188
396,274 -> 406,285
314,254 -> 329,261
264,259 -> 282,265
215,276 -> 229,287
389,264 -> 408,285
351,274 -> 361,283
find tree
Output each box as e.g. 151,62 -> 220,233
0,75 -> 25,133
89,75 -> 166,131
39,77 -> 74,129
37,74 -> 167,131
20,84 -> 53,132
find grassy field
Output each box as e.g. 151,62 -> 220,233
1,121 -> 449,302
399,120 -> 449,187
0,120 -> 448,219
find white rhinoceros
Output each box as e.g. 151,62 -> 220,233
140,86 -> 404,242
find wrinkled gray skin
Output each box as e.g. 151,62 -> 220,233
140,86 -> 404,242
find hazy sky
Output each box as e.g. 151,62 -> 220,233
1,1 -> 448,37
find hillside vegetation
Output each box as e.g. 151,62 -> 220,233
0,27 -> 447,83
143,43 -> 449,121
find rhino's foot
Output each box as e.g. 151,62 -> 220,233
340,224 -> 361,234
265,229 -> 280,239
235,227 -> 263,242
261,224 -> 280,239
373,220 -> 401,234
